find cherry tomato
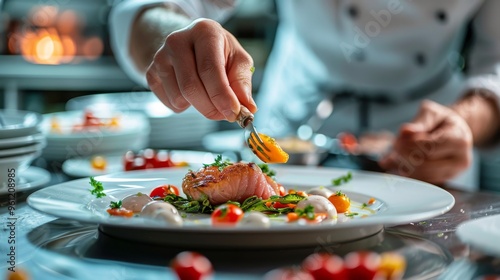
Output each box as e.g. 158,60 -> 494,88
171,251 -> 213,280
344,251 -> 381,280
133,157 -> 146,170
123,151 -> 135,171
302,253 -> 348,280
263,267 -> 314,280
106,207 -> 134,218
91,156 -> 107,170
7,268 -> 30,280
150,184 -> 180,198
378,252 -> 406,280
142,148 -> 156,169
328,192 -> 351,213
155,150 -> 175,168
211,204 -> 244,226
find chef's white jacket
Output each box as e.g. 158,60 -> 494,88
110,0 -> 500,190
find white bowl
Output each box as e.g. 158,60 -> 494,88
0,110 -> 43,139
0,151 -> 40,189
41,110 -> 149,160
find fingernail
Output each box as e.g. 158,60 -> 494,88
222,109 -> 237,121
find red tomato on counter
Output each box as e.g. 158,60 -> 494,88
171,251 -> 213,280
211,204 -> 244,226
344,251 -> 381,280
302,253 -> 348,279
150,184 -> 180,198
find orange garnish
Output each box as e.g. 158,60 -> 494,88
250,133 -> 289,164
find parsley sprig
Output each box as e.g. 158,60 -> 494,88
258,163 -> 276,178
109,200 -> 122,209
203,155 -> 232,171
332,171 -> 353,186
89,177 -> 106,198
294,204 -> 316,220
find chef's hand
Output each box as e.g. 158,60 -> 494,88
379,100 -> 473,185
146,18 -> 256,122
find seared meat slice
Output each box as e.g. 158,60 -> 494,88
182,162 -> 280,205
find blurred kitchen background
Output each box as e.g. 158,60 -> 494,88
0,0 -> 499,191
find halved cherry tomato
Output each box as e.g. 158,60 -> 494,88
344,251 -> 381,280
211,204 -> 244,226
328,192 -> 351,213
302,253 -> 348,280
123,151 -> 135,171
106,207 -> 134,218
150,184 -> 180,198
171,251 -> 213,280
154,150 -> 175,168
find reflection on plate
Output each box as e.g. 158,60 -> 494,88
62,150 -> 222,178
0,167 -> 51,195
456,214 -> 500,257
27,166 -> 454,248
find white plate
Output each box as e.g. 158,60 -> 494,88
61,150 -> 218,177
0,133 -> 45,149
0,110 -> 43,139
0,142 -> 46,157
456,214 -> 500,257
27,166 -> 454,248
0,166 -> 51,195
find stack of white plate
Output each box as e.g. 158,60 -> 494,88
0,110 -> 48,190
41,110 -> 150,161
66,91 -> 218,149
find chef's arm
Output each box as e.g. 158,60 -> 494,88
130,5 -> 191,73
109,0 -> 238,87
453,0 -> 500,147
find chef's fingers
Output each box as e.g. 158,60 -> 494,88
225,35 -> 257,113
193,21 -> 242,122
401,100 -> 447,135
157,64 -> 190,112
403,157 -> 469,185
146,65 -> 181,112
165,29 -> 225,121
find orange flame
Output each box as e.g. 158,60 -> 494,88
8,5 -> 103,65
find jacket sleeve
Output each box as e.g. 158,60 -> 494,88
463,0 -> 500,102
108,0 -> 237,87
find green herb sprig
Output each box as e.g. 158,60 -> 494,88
109,200 -> 122,209
332,171 -> 353,186
258,163 -> 276,178
294,204 -> 316,220
89,177 -> 106,198
203,155 -> 232,171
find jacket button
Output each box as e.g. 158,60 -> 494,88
415,52 -> 426,66
436,10 -> 447,23
347,5 -> 359,18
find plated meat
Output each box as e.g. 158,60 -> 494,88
182,162 -> 280,205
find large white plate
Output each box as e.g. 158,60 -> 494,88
27,166 -> 454,248
456,214 -> 500,257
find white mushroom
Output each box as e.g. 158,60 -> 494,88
141,201 -> 183,226
296,195 -> 337,220
307,186 -> 333,198
121,192 -> 153,213
238,211 -> 271,228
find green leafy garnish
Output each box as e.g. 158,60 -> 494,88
345,212 -> 358,218
258,164 -> 276,178
109,200 -> 122,209
362,203 -> 368,208
89,177 -> 106,198
295,205 -> 316,220
332,171 -> 353,186
203,155 -> 232,171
